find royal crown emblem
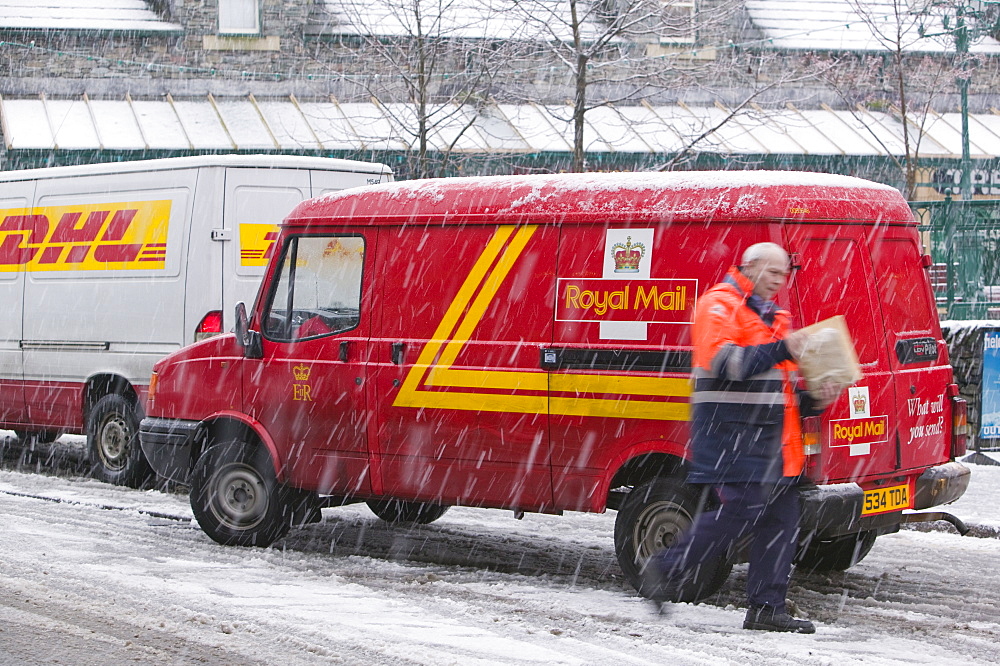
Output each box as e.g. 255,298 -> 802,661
853,394 -> 867,415
612,236 -> 646,273
293,364 -> 311,381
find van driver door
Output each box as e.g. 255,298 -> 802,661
244,230 -> 375,495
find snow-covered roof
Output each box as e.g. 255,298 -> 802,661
745,0 -> 1000,54
307,0 -> 607,41
0,0 -> 181,32
2,94 -> 998,159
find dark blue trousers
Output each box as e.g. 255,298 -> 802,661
650,482 -> 800,611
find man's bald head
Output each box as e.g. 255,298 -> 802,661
740,242 -> 791,301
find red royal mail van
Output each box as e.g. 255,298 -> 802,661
139,172 -> 970,600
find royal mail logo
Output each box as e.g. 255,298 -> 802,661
612,236 -> 645,273
556,278 -> 697,324
853,393 -> 868,416
0,201 -> 171,272
293,364 -> 311,381
239,223 -> 280,267
830,415 -> 889,447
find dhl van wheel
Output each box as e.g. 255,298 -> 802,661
794,530 -> 877,573
87,394 -> 152,489
189,440 -> 291,548
613,477 -> 732,603
366,499 -> 450,524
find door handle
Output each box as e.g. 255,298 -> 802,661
391,342 -> 406,365
339,340 -> 349,362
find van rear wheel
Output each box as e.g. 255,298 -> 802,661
190,440 -> 292,547
366,499 -> 450,524
614,477 -> 732,603
88,394 -> 151,488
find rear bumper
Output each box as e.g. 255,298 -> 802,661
139,417 -> 199,484
800,461 -> 971,539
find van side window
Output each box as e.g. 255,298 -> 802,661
262,235 -> 364,341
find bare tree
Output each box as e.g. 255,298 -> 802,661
320,0 -> 519,178
818,0 -> 974,198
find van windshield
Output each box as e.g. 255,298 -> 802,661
262,235 -> 364,341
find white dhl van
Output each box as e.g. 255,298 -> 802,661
0,155 -> 391,486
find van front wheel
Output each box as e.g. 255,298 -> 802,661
190,440 -> 291,547
614,477 -> 732,603
88,394 -> 151,488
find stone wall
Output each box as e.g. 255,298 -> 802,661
1,0 -> 997,108
942,321 -> 1000,451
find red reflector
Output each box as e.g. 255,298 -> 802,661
801,416 -> 823,481
951,397 -> 968,458
197,311 -> 223,334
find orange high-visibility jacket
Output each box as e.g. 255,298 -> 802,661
688,267 -> 805,484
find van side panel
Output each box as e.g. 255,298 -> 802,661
0,185 -> 33,425
22,171 -> 195,428
373,223 -> 557,511
869,226 -> 953,469
549,221 -> 777,510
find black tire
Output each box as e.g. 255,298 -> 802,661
88,394 -> 151,488
190,440 -> 292,547
366,499 -> 450,524
614,477 -> 732,603
795,530 -> 877,573
14,430 -> 60,444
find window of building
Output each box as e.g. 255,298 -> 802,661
219,0 -> 261,35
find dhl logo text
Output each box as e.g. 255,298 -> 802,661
0,201 -> 171,272
556,278 -> 696,323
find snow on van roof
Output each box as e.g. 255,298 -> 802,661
0,154 -> 391,182
291,171 -> 910,225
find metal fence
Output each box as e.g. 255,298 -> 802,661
911,198 -> 1000,320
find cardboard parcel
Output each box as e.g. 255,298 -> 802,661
796,315 -> 863,399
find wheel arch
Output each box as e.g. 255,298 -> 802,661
193,413 -> 284,481
84,373 -> 140,421
604,442 -> 688,511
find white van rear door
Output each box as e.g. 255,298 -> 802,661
0,182 -> 34,425
221,169 -> 310,335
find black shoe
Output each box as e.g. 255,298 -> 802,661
743,605 -> 816,634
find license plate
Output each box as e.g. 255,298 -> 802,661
862,483 -> 912,515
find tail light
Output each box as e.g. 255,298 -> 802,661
951,394 -> 969,458
802,415 -> 823,481
195,310 -> 223,342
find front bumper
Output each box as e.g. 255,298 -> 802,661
800,461 -> 971,539
139,417 -> 200,484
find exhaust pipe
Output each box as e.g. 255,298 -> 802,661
901,510 -> 969,536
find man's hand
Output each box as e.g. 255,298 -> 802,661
785,329 -> 807,360
813,380 -> 843,410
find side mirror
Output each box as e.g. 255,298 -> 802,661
234,302 -> 263,359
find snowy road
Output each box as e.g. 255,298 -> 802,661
2,435 -> 1000,665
